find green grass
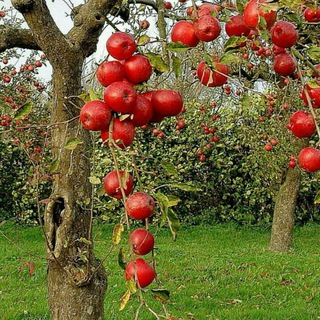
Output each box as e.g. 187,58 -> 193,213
1,222 -> 320,319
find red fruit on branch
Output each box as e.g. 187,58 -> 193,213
130,229 -> 155,255
197,60 -> 229,87
225,14 -> 251,37
288,111 -> 316,138
96,61 -> 125,87
103,81 -> 137,114
273,53 -> 297,76
298,147 -> 320,172
106,32 -> 136,60
304,7 -> 320,22
243,0 -> 277,30
171,21 -> 199,47
125,258 -> 156,288
151,90 -> 183,117
270,21 -> 298,48
126,192 -> 155,220
194,15 -> 221,42
131,94 -> 153,127
79,100 -> 112,131
103,170 -> 134,199
101,118 -> 135,148
124,54 -> 152,84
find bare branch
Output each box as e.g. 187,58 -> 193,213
0,25 -> 40,52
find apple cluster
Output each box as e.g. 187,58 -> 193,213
80,31 -> 184,148
79,31 -> 185,289
103,170 -> 156,288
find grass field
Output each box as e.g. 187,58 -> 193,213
0,222 -> 319,320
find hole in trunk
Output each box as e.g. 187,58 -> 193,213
53,197 -> 65,228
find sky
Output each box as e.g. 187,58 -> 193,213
1,0 -> 113,80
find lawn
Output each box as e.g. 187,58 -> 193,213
0,222 -> 319,320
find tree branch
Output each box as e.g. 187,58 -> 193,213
11,0 -> 72,66
0,25 -> 40,52
67,0 -> 123,57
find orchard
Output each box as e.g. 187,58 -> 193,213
1,0 -> 320,319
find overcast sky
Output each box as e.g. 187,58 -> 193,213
1,0 -> 114,80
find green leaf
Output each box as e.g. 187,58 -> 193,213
167,208 -> 180,240
154,192 -> 169,227
224,36 -> 247,51
77,237 -> 92,245
151,289 -> 170,302
161,160 -> 178,177
220,52 -> 241,64
112,223 -> 124,245
14,102 -> 32,120
172,56 -> 182,78
78,92 -> 91,103
307,46 -> 320,61
167,195 -> 181,207
315,190 -> 320,204
170,183 -> 201,192
65,137 -> 83,150
137,35 -> 150,46
49,158 -> 60,172
126,278 -> 137,294
166,42 -> 190,53
89,176 -> 101,185
89,88 -> 100,101
119,289 -> 131,311
118,247 -> 127,269
145,53 -> 170,73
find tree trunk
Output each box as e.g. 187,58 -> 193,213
269,139 -> 309,252
43,63 -> 107,319
268,166 -> 301,252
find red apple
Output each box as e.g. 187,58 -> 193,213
79,100 -> 112,131
273,53 -> 297,76
125,258 -> 156,288
124,54 -> 152,84
198,3 -> 221,17
101,118 -> 135,148
103,81 -> 137,114
130,228 -> 155,255
304,7 -> 320,22
243,0 -> 277,30
288,110 -> 316,138
171,21 -> 199,47
197,60 -> 229,87
151,90 -> 183,117
126,192 -> 155,220
194,15 -> 221,42
103,170 -> 134,199
225,14 -> 251,37
288,160 -> 296,168
106,32 -> 136,60
270,21 -> 298,48
96,61 -> 125,87
140,20 -> 150,29
164,1 -> 172,9
298,147 -> 320,172
264,143 -> 273,151
131,94 -> 153,127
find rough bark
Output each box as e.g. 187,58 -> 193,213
268,166 -> 301,252
269,138 -> 309,252
3,0 -> 122,318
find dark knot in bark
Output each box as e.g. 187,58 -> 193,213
12,0 -> 35,13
